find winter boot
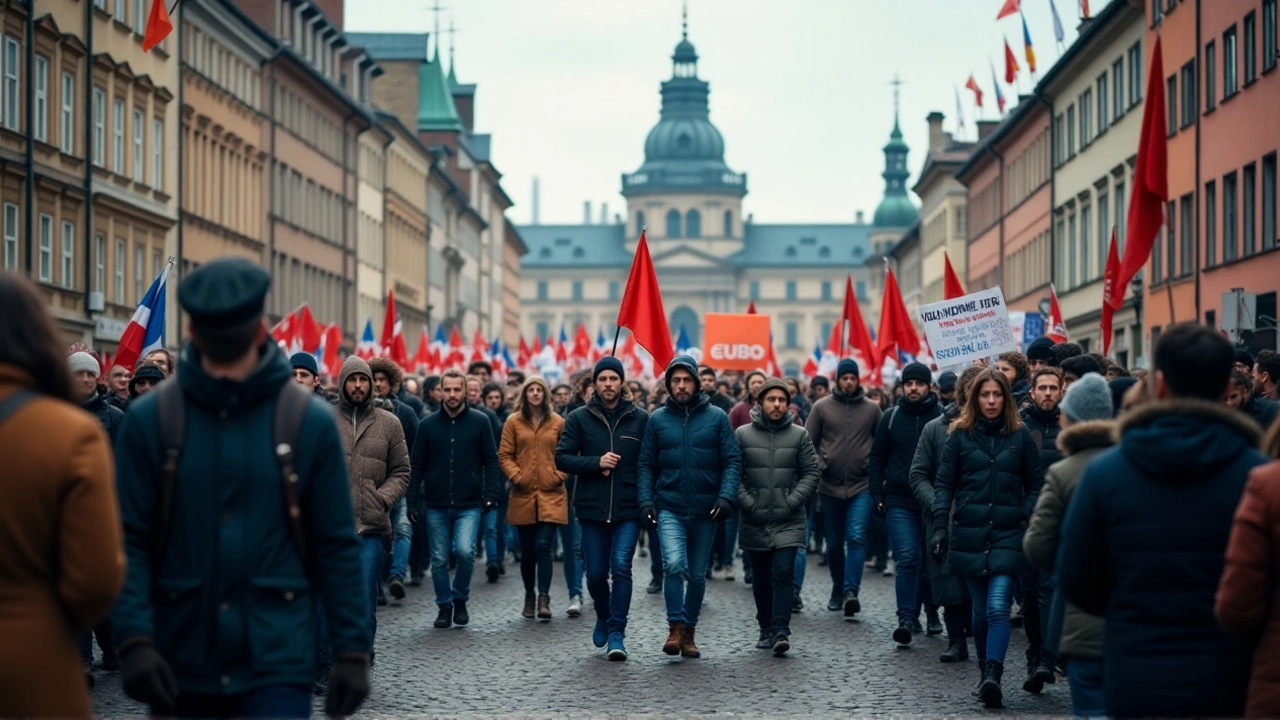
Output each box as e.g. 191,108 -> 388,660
521,593 -> 536,619
1035,649 -> 1057,685
663,622 -> 685,656
940,634 -> 969,662
979,659 -> 1005,708
1023,648 -> 1045,694
925,607 -> 944,635
680,625 -> 701,658
536,594 -> 552,621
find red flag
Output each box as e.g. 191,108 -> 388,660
446,326 -> 466,369
1047,284 -> 1069,343
839,275 -> 880,377
1110,35 -> 1168,309
1080,0 -> 1090,19
615,230 -> 675,371
765,338 -> 781,377
297,304 -> 322,354
964,75 -> 984,108
943,252 -> 966,300
321,324 -> 342,376
877,268 -> 922,359
517,336 -> 531,368
572,323 -> 592,364
142,0 -> 174,52
380,289 -> 409,368
412,328 -> 430,373
1004,37 -> 1020,84
532,335 -> 543,355
996,0 -> 1021,19
271,311 -> 297,350
1100,228 -> 1120,355
471,329 -> 488,360
746,300 -> 757,314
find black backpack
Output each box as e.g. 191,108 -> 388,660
152,378 -> 313,566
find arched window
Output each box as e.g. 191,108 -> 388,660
723,210 -> 733,237
686,209 -> 701,238
666,209 -> 681,238
669,306 -> 700,347
636,210 -> 645,236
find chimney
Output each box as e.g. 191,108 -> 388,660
927,112 -> 946,153
855,210 -> 865,224
600,202 -> 609,225
977,120 -> 1001,141
531,176 -> 540,225
583,201 -> 592,225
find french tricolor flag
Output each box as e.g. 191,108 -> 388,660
356,318 -> 378,360
114,258 -> 172,370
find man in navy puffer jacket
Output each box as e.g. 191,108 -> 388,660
638,355 -> 742,659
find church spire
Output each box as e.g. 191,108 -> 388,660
446,16 -> 458,87
873,73 -> 917,229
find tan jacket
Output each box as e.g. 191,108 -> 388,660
0,365 -> 125,718
500,412 -> 569,526
336,357 -> 410,536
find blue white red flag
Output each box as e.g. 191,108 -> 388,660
114,258 -> 172,370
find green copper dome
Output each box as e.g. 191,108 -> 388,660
873,114 -> 917,228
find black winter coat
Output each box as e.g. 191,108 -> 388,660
398,387 -> 425,417
1020,404 -> 1063,470
932,417 -> 1044,578
408,407 -> 501,509
1243,394 -> 1280,432
555,397 -> 649,523
385,396 -> 420,457
83,391 -> 124,445
869,393 -> 941,512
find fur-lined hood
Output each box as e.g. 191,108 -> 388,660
1116,398 -> 1263,483
1056,420 -> 1116,457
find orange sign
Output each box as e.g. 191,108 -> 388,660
702,313 -> 772,371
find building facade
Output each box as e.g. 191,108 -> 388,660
913,112 -> 974,309
379,111 -> 431,349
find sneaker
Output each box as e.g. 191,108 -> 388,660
593,618 -> 608,648
771,633 -> 791,657
433,604 -> 453,629
313,667 -> 330,696
567,595 -> 583,617
388,576 -> 406,600
646,576 -> 663,594
723,563 -> 736,582
755,630 -> 772,649
792,595 -> 804,613
892,620 -> 913,645
842,589 -> 861,619
453,599 -> 469,626
486,564 -> 500,583
606,632 -> 628,661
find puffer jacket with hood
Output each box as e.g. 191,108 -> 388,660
804,385 -> 882,499
869,391 -> 941,512
735,385 -> 819,552
335,357 -> 411,536
1059,400 -> 1268,718
637,356 -> 743,518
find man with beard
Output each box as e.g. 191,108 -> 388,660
638,356 -> 742,658
1225,370 -> 1280,431
699,365 -> 735,414
869,362 -> 942,645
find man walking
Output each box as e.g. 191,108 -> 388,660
700,365 -> 735,413
111,258 -> 369,718
556,357 -> 650,660
638,356 -> 742,658
409,369 -> 501,629
806,358 -> 882,618
369,358 -> 419,602
868,362 -> 942,645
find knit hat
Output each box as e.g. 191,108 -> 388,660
901,362 -> 932,386
593,356 -> 625,382
290,352 -> 319,375
1234,348 -> 1256,367
1060,373 -> 1113,423
757,377 -> 792,403
1026,337 -> 1056,362
1108,376 -> 1138,417
937,371 -> 958,393
129,363 -> 166,395
811,375 -> 830,390
68,351 -> 100,377
836,358 -> 860,380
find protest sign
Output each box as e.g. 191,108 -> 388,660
703,313 -> 771,371
918,287 -> 1019,368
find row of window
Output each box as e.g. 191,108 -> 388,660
267,250 -> 346,326
1054,166 -> 1130,293
185,125 -> 262,238
183,25 -> 262,111
1005,231 -> 1052,302
271,163 -> 347,244
274,84 -> 345,164
1202,154 -> 1278,271
1054,41 -> 1142,168
647,208 -> 735,239
94,0 -> 156,46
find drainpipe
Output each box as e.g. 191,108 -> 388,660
81,0 -> 94,322
23,1 -> 34,278
175,1 -> 184,344
1193,0 -> 1202,321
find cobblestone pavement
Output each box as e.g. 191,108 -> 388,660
90,551 -> 1072,717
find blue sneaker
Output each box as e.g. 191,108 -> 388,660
606,632 -> 628,661
592,618 -> 608,648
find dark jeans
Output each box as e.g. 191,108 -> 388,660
1019,569 -> 1055,657
517,522 -> 558,595
581,520 -> 640,634
358,534 -> 384,647
820,492 -> 871,594
1067,657 -> 1106,717
164,684 -> 312,718
966,574 -> 1015,664
885,506 -> 930,623
867,507 -> 889,568
483,504 -> 509,565
748,547 -> 797,636
559,506 -> 584,597
78,620 -> 114,664
647,527 -> 663,580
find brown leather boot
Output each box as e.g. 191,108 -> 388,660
537,594 -> 552,620
680,625 -> 701,658
522,593 -> 536,619
663,622 -> 685,656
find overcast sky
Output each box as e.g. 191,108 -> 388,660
346,0 -> 1112,225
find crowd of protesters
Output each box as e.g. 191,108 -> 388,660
4,263 -> 1280,717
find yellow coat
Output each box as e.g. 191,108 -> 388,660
499,412 -> 568,526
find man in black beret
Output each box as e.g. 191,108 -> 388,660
1026,337 -> 1056,371
111,258 -> 370,717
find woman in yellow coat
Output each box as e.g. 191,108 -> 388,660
499,376 -> 567,621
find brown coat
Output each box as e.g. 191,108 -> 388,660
336,357 -> 411,536
1217,460 -> 1280,719
500,412 -> 569,526
0,365 -> 126,718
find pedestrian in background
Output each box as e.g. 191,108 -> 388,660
0,274 -> 125,718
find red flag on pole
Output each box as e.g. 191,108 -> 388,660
322,324 -> 342,376
1047,284 -> 1069,343
615,230 -> 675,371
142,0 -> 174,52
380,289 -> 408,368
517,336 -> 531,368
1004,37 -> 1021,84
877,267 -> 922,359
839,275 -> 880,376
412,329 -> 430,373
1100,227 -> 1120,355
964,75 -> 984,108
996,0 -> 1021,20
943,252 -> 966,300
746,300 -> 757,315
271,311 -> 297,350
297,304 -> 322,354
1109,35 -> 1168,309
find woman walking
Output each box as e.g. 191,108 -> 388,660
499,377 -> 568,621
0,274 -> 126,718
736,379 -> 819,656
932,368 -> 1044,708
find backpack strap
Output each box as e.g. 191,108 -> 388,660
274,381 -> 313,567
887,406 -> 899,432
0,389 -> 36,428
153,379 -> 185,565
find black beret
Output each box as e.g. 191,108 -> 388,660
1026,336 -> 1056,361
179,257 -> 270,326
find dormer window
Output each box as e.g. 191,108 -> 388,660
572,247 -> 585,258
539,247 -> 551,258
800,237 -> 816,245
819,247 -> 831,258
785,246 -> 797,257
554,237 -> 571,246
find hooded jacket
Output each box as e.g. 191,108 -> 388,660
869,391 -> 941,512
637,356 -> 743,518
804,385 -> 882,499
735,404 -> 819,551
1059,400 -> 1267,718
335,357 -> 411,536
556,394 -> 650,524
499,410 -> 568,526
83,389 -> 124,445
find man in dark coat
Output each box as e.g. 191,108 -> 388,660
112,258 -> 370,718
1059,322 -> 1269,718
1226,369 -> 1280,431
868,362 -> 941,646
638,355 -> 742,659
699,365 -> 735,414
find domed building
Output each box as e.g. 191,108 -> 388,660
517,15 -> 913,376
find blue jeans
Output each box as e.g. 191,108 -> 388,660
723,510 -> 740,568
657,512 -> 717,627
1067,657 -> 1107,717
426,507 -> 482,606
167,684 -> 311,718
559,506 -> 583,597
358,534 -> 384,646
820,492 -> 872,594
581,520 -> 639,635
886,506 -> 929,623
389,498 -> 412,581
483,505 -> 508,565
965,574 -> 1016,664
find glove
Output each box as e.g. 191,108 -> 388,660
324,653 -> 370,718
872,498 -> 886,518
640,504 -> 657,529
931,527 -> 949,564
408,506 -> 420,524
710,498 -> 733,522
119,639 -> 179,712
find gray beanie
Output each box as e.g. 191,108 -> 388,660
1059,372 -> 1113,423
68,351 -> 100,377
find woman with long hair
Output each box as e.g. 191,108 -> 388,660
0,274 -> 125,717
931,367 -> 1044,709
499,377 -> 568,621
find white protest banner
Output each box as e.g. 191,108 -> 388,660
918,286 -> 1019,368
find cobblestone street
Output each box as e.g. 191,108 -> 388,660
90,552 -> 1073,717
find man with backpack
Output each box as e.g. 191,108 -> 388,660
111,258 -> 370,719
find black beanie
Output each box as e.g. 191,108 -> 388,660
837,358 -> 860,379
593,356 -> 625,382
1026,336 -> 1056,362
901,362 -> 932,386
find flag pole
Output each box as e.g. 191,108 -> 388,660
613,225 -> 647,357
